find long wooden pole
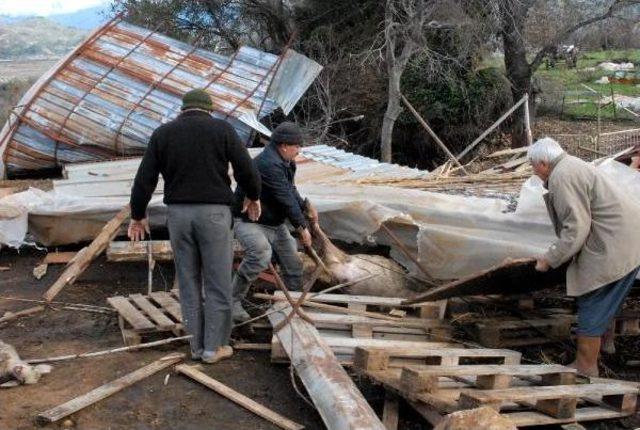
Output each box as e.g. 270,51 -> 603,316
523,94 -> 533,146
176,364 -> 304,430
26,335 -> 192,364
43,205 -> 130,302
457,95 -> 529,161
400,95 -> 468,174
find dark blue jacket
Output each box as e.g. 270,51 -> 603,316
233,143 -> 306,228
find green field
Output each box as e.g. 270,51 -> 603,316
484,49 -> 640,121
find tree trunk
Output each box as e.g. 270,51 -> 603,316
501,2 -> 533,148
381,68 -> 403,162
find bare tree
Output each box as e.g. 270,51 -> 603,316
380,0 -> 461,162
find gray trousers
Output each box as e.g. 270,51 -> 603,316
167,204 -> 233,355
233,220 -> 303,301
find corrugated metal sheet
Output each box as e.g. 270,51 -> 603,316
0,17 -> 322,177
299,145 -> 425,179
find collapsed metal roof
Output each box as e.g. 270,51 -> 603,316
0,16 -> 322,177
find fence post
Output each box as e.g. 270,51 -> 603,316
524,93 -> 533,146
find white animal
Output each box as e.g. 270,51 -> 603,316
0,340 -> 52,388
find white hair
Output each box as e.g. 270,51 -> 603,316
527,137 -> 565,164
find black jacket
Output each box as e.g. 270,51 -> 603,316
130,110 -> 261,220
233,143 -> 306,228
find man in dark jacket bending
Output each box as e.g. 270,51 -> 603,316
128,89 -> 261,363
232,122 -> 317,322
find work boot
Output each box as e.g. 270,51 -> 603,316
232,300 -> 250,323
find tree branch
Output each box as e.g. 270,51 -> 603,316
529,0 -> 640,71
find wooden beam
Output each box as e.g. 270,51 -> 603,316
43,205 -> 130,302
36,353 -> 184,424
268,303 -> 387,430
403,258 -> 567,304
176,364 -> 304,430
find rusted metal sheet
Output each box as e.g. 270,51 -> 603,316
0,17 -> 322,177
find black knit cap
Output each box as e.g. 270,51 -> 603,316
271,121 -> 303,145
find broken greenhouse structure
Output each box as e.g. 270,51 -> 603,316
0,16 -> 322,177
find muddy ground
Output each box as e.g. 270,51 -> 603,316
2,246 -> 640,430
1,246 -> 337,430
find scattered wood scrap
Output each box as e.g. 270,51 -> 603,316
404,258 -> 567,304
43,205 -> 130,302
36,353 -> 184,425
176,364 -> 304,430
268,302 -> 387,430
0,305 -> 45,325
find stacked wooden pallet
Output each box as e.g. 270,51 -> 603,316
255,291 -> 453,364
353,346 -> 639,427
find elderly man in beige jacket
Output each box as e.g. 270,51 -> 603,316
529,137 -> 640,377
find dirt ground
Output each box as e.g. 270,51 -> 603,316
0,246 -> 335,430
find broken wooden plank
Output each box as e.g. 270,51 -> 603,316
43,205 -> 130,302
0,305 -> 45,325
176,364 -> 304,430
404,259 -> 567,304
268,303 -> 387,430
36,353 -> 184,424
107,240 -> 174,262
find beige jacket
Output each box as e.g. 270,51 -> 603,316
543,154 -> 640,297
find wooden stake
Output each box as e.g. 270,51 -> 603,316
457,95 -> 529,161
176,364 -> 304,430
401,95 -> 467,174
36,353 -> 184,425
43,205 -> 130,302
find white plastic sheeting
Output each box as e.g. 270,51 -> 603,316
1,157 -> 638,280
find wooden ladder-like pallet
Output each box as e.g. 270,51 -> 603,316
107,291 -> 183,346
353,346 -> 639,428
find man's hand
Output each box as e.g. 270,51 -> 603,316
242,198 -> 261,222
298,227 -> 312,248
128,218 -> 149,242
535,256 -> 551,272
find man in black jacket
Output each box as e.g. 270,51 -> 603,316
232,122 -> 317,322
128,89 -> 261,363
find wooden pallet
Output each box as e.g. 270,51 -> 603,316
107,291 -> 183,345
353,346 -> 639,427
614,311 -> 640,336
470,316 -> 573,348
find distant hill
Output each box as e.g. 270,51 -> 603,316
48,6 -> 110,30
0,17 -> 87,60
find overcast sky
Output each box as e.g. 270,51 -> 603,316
0,0 -> 109,16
